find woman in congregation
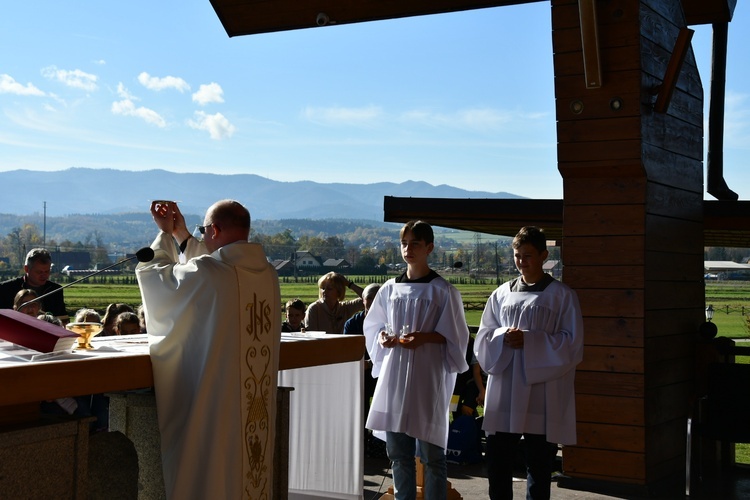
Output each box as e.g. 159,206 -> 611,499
304,272 -> 364,333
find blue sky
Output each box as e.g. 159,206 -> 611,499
1,1 -> 748,200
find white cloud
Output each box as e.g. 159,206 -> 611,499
302,105 -> 383,126
41,66 -> 98,91
111,99 -> 166,127
187,111 -> 236,140
192,82 -> 224,106
138,72 -> 190,92
92,59 -> 106,65
400,107 -> 514,129
116,82 -> 138,101
0,74 -> 45,96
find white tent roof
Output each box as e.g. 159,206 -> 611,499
704,261 -> 750,271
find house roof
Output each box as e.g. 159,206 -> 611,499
543,260 -> 559,270
323,258 -> 350,267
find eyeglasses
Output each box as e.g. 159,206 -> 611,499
196,224 -> 211,234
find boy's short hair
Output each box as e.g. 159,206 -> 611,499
362,284 -> 381,301
285,298 -> 306,313
400,220 -> 434,245
512,226 -> 547,253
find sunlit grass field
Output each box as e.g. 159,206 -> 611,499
61,275 -> 750,335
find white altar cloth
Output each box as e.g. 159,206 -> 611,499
279,333 -> 364,499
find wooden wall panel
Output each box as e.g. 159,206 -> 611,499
576,371 -> 644,397
646,421 -> 685,462
644,280 -> 704,311
645,355 -> 693,388
576,289 -> 644,318
564,448 -> 646,482
580,317 -> 644,347
645,381 -> 691,425
562,236 -> 645,266
579,346 -> 644,373
577,394 -> 644,426
555,70 -> 642,99
565,266 -> 645,289
642,109 -> 703,155
564,205 -> 646,236
559,139 -> 643,163
645,251 -> 703,280
645,216 -> 703,251
576,422 -> 645,452
562,177 -> 646,203
642,143 -> 703,189
555,91 -> 642,123
644,334 -> 693,362
644,309 -> 704,338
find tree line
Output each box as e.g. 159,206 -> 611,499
3,220 -> 740,279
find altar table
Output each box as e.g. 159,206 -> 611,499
0,333 -> 366,499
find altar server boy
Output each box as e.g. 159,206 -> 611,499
474,226 -> 583,500
364,220 -> 469,500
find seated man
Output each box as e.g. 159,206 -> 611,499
0,248 -> 68,323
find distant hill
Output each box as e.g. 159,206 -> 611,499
0,167 -> 522,219
0,168 -> 522,250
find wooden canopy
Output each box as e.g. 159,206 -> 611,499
384,197 -> 750,248
209,0 -> 735,36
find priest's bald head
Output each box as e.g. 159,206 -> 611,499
202,199 -> 251,253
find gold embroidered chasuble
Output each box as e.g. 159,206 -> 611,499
137,232 -> 280,499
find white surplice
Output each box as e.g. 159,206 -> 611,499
136,232 -> 280,500
474,279 -> 583,445
363,276 -> 469,448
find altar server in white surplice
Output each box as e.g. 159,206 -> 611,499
364,220 -> 469,500
474,226 -> 583,500
136,199 -> 280,500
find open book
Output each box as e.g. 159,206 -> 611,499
0,309 -> 78,353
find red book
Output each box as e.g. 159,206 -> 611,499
0,309 -> 78,353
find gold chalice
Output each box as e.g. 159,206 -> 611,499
65,322 -> 103,349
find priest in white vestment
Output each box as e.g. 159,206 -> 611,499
364,220 -> 469,500
137,199 -> 280,500
474,226 -> 583,500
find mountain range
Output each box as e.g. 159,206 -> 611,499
1,167 -> 521,219
0,168 -> 522,250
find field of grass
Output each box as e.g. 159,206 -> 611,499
61,275 -> 750,336
61,273 -> 498,326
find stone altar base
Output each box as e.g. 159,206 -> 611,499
109,388 -> 293,500
0,416 -> 91,498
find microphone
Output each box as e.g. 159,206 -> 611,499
18,247 -> 155,311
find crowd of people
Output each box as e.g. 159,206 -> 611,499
0,199 -> 584,500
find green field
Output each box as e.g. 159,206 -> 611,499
60,273 -> 497,326
60,275 -> 750,337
